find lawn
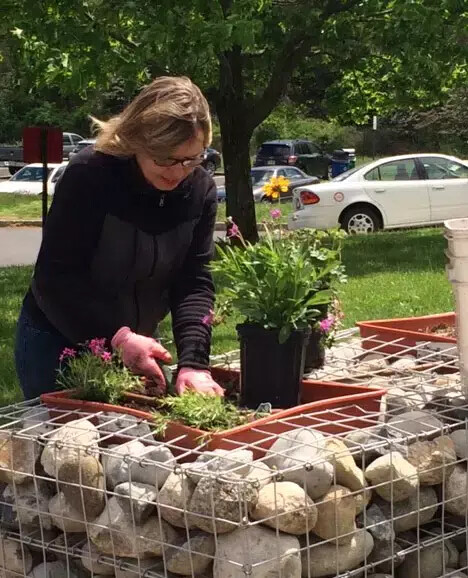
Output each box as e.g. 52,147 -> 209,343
0,192 -> 291,223
0,194 -> 42,220
0,227 -> 453,405
219,201 -> 293,223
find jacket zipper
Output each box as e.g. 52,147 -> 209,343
133,228 -> 140,330
159,194 -> 165,207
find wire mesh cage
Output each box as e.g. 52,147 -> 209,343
0,333 -> 468,577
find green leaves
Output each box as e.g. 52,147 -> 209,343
211,226 -> 346,341
151,391 -> 251,434
56,350 -> 142,404
278,325 -> 291,345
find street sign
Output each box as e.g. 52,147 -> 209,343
23,127 -> 63,164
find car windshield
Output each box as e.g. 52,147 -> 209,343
11,167 -> 53,182
332,164 -> 367,182
258,144 -> 290,156
251,169 -> 275,185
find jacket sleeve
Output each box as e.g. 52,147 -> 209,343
169,179 -> 217,370
31,163 -> 123,344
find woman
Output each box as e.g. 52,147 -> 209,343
15,76 -> 224,399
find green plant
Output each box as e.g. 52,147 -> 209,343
56,338 -> 142,404
286,227 -> 347,348
151,391 -> 253,436
210,218 -> 344,343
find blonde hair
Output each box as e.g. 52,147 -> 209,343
92,76 -> 212,158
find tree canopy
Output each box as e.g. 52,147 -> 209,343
2,0 -> 467,238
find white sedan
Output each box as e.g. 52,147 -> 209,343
0,163 -> 68,195
288,153 -> 468,234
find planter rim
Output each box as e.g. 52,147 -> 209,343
40,380 -> 386,441
40,390 -> 155,422
356,311 -> 454,326
356,312 -> 456,344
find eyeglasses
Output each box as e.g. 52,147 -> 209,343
153,153 -> 205,168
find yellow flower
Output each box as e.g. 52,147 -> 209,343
262,176 -> 290,199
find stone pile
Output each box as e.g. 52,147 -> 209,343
0,406 -> 467,578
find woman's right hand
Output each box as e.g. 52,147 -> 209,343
111,327 -> 172,384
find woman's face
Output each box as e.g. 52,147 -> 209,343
136,129 -> 206,191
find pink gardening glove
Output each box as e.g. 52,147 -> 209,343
111,327 -> 172,384
175,369 -> 224,397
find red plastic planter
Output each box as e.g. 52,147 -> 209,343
357,312 -> 456,355
40,367 -> 385,458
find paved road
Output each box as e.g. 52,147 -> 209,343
0,227 -> 227,267
213,174 -> 224,187
0,227 -> 42,266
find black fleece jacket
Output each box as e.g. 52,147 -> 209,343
23,147 -> 216,369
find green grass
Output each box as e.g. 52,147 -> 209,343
216,201 -> 293,223
0,192 -> 293,224
339,227 -> 453,325
0,194 -> 42,220
0,266 -> 33,405
0,227 -> 453,405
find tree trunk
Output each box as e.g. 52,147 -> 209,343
216,47 -> 258,243
218,116 -> 257,243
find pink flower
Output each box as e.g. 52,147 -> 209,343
202,309 -> 215,326
101,351 -> 112,362
59,347 -> 76,363
88,337 -> 106,356
227,222 -> 241,239
270,208 -> 282,219
319,315 -> 335,333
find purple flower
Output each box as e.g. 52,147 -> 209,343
202,309 -> 215,326
227,222 -> 241,239
270,208 -> 282,219
319,315 -> 335,333
59,347 -> 76,363
101,351 -> 112,362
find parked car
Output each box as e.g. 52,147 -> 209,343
69,138 -> 96,158
202,147 -> 221,175
0,133 -> 84,175
216,166 -> 320,203
288,154 -> 468,235
254,139 -> 331,180
0,163 -> 68,195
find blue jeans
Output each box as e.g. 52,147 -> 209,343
15,306 -> 73,400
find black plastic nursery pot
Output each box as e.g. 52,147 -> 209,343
237,323 -> 310,410
303,325 -> 326,373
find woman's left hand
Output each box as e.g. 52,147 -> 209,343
175,368 -> 224,396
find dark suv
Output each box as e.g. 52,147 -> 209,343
254,139 -> 330,180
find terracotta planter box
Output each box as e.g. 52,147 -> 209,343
357,313 -> 456,355
41,367 -> 385,457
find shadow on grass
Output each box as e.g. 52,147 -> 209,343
342,227 -> 446,277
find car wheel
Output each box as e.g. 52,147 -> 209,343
341,206 -> 381,235
204,160 -> 216,176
